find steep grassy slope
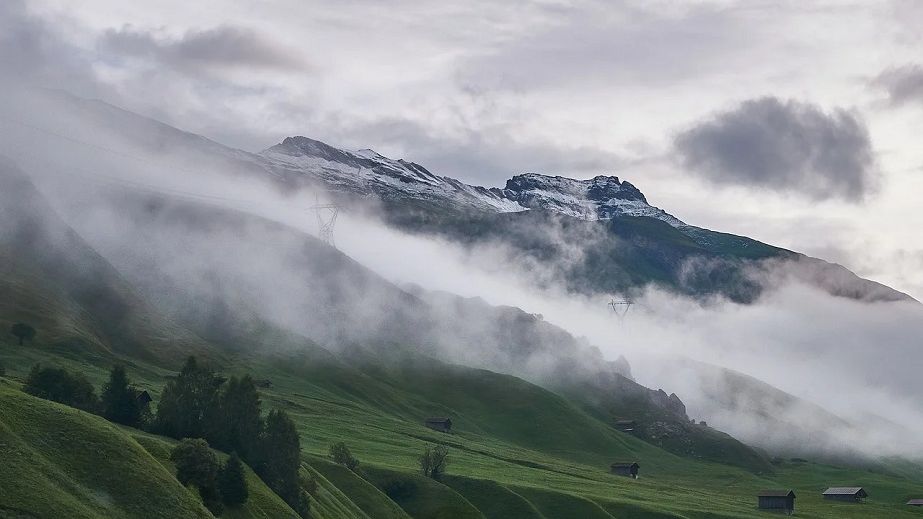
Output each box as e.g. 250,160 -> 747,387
128,431 -> 301,519
309,458 -> 411,519
0,159 -> 215,366
0,380 -> 210,519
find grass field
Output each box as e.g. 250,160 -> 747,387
4,337 -> 923,519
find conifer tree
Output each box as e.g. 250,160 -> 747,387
155,357 -> 221,439
218,452 -> 249,507
101,365 -> 142,426
259,409 -> 302,510
217,375 -> 263,460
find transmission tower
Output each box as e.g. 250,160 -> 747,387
311,195 -> 339,247
608,298 -> 633,317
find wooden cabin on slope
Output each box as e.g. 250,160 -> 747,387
757,490 -> 795,514
614,420 -> 637,432
822,487 -> 867,502
136,390 -> 153,406
424,417 -> 452,433
610,462 -> 640,479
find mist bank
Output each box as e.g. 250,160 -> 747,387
2,88 -> 923,463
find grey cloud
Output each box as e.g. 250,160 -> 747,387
873,64 -> 923,106
674,97 -> 876,202
454,2 -> 777,92
0,0 -> 101,95
98,25 -> 308,72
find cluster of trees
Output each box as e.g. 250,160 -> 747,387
19,357 -> 309,517
21,364 -> 151,427
170,439 -> 248,516
23,365 -> 104,413
154,357 -> 309,517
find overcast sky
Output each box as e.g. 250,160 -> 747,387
5,0 -> 923,299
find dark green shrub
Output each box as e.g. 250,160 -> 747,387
328,442 -> 359,471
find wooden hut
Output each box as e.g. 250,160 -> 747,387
614,420 -> 637,432
757,490 -> 796,514
136,390 -> 153,406
610,462 -> 640,479
424,417 -> 452,433
907,499 -> 923,506
822,487 -> 867,502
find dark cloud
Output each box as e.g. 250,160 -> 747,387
873,64 -> 923,106
674,97 -> 876,202
98,25 -> 308,73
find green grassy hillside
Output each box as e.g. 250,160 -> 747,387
0,379 -> 305,519
0,379 -> 210,519
0,162 -> 215,366
5,338 -> 923,518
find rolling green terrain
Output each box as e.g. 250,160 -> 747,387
4,336 -> 923,519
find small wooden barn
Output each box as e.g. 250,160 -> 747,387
907,499 -> 923,506
424,417 -> 452,433
757,490 -> 796,514
610,462 -> 640,479
614,420 -> 637,432
822,487 -> 867,502
136,390 -> 153,406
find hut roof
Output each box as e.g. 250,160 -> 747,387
610,462 -> 640,468
425,417 -> 452,424
907,499 -> 923,505
136,390 -> 153,403
822,487 -> 867,497
758,490 -> 796,498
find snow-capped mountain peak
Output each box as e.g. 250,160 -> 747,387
499,173 -> 681,224
260,136 -> 685,226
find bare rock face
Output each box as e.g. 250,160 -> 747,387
650,389 -> 688,420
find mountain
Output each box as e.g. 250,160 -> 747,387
6,92 -> 909,303
258,135 -> 912,303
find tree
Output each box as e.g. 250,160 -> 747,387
199,484 -> 224,516
155,357 -> 222,439
10,323 -> 36,346
216,375 -> 263,461
171,438 -> 219,488
171,438 -> 223,514
329,442 -> 359,471
101,365 -> 143,427
259,409 -> 303,511
218,452 -> 249,507
419,445 -> 448,480
22,364 -> 98,412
